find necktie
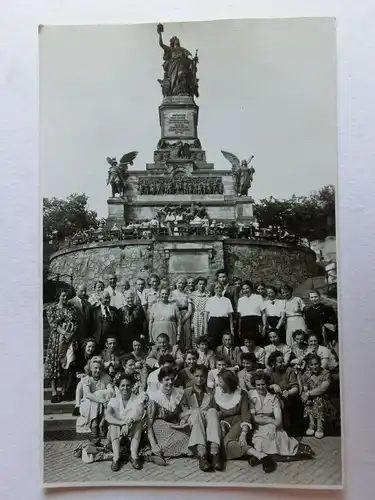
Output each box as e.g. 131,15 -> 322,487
82,300 -> 86,314
105,307 -> 111,322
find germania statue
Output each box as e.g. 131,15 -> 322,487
157,23 -> 199,98
221,151 -> 255,196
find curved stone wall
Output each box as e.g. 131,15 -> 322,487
48,237 -> 318,293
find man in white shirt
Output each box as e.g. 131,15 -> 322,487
104,274 -> 125,309
134,277 -> 147,307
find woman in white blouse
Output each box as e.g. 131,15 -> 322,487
237,281 -> 267,345
263,286 -> 286,343
281,284 -> 307,347
205,282 -> 234,349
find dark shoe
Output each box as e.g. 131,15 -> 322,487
211,454 -> 223,471
57,393 -> 63,402
248,456 -> 261,467
51,394 -> 58,404
198,454 -> 211,472
261,456 -> 277,473
130,456 -> 142,470
72,406 -> 80,417
111,460 -> 121,472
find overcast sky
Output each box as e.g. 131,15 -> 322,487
40,18 -> 337,218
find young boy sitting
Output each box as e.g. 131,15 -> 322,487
207,356 -> 228,389
215,332 -> 242,372
146,333 -> 184,370
196,335 -> 216,370
237,352 -> 258,392
240,333 -> 266,368
147,354 -> 176,393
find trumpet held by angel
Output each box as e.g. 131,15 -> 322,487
105,151 -> 138,198
221,150 -> 255,196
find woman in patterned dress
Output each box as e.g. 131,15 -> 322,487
170,278 -> 192,349
146,366 -> 191,464
280,284 -> 307,347
44,290 -> 79,403
190,277 -> 210,348
300,353 -> 336,439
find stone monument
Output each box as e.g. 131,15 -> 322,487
107,23 -> 255,226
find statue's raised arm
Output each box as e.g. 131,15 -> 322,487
156,23 -> 198,98
157,23 -> 169,52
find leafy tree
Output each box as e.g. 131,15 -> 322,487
43,193 -> 99,241
253,185 -> 335,242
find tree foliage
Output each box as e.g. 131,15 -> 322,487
43,193 -> 99,241
253,185 -> 336,242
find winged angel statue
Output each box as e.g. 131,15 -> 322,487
221,151 -> 255,196
106,151 -> 138,198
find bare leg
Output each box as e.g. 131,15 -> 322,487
51,379 -> 57,396
130,424 -> 142,459
315,418 -> 324,439
306,415 -> 315,436
110,426 -> 121,462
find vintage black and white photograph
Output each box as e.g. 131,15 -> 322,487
41,18 -> 341,488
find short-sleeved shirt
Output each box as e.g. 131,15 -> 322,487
205,296 -> 233,318
237,294 -> 265,317
264,299 -> 285,318
284,296 -> 306,317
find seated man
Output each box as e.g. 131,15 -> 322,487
237,352 -> 258,392
207,356 -> 228,390
101,335 -> 124,372
146,333 -> 184,370
181,365 -> 223,472
215,332 -> 242,372
147,354 -> 176,394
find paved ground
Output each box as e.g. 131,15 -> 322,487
44,436 -> 342,487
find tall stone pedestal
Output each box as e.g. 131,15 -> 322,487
107,94 -> 255,226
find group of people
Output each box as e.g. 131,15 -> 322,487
53,217 -> 305,250
44,270 -> 339,474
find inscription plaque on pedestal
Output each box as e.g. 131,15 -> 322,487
162,109 -> 196,138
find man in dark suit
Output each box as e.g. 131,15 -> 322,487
215,332 -> 242,371
91,290 -> 120,349
68,284 -> 92,341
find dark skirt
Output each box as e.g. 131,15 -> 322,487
240,315 -> 263,344
266,316 -> 286,343
207,317 -> 230,348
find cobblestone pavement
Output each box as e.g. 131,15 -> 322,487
44,437 -> 342,487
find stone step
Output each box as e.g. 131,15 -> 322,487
44,413 -> 77,431
44,399 -> 75,415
